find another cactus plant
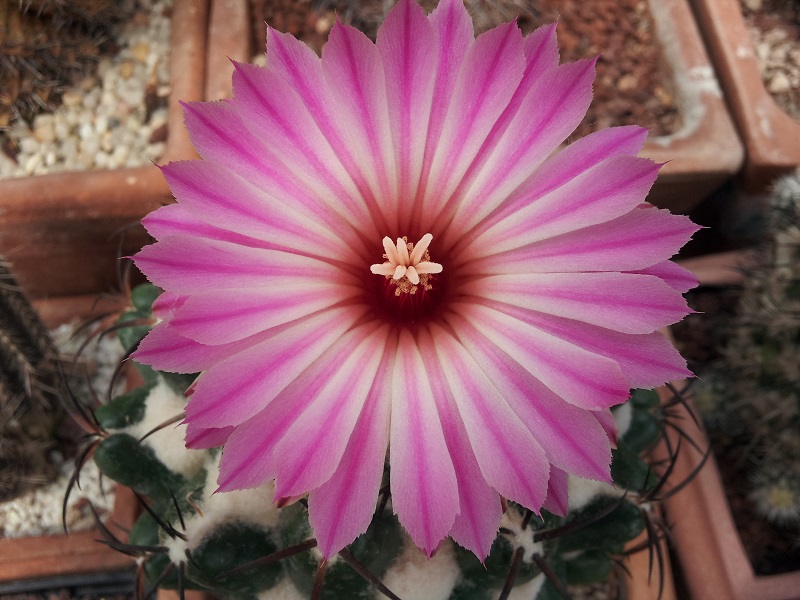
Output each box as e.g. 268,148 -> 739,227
694,170 -> 800,546
0,257 -> 64,499
83,282 -> 685,599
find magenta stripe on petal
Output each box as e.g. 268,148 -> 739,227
492,304 -> 693,388
135,236 -> 351,295
162,160 -> 356,261
273,324 -> 389,499
307,332 -> 396,558
463,272 -> 690,334
423,22 -> 524,219
390,330 -> 458,556
216,323 -> 374,491
463,155 -> 661,260
463,206 -> 700,275
185,423 -> 233,449
378,0 -> 437,231
169,283 -> 360,345
449,313 -> 612,481
444,59 -> 596,244
185,305 -> 365,428
633,260 -> 699,293
451,302 -> 630,410
421,328 -> 502,559
428,325 -> 550,511
133,321 -> 265,373
543,466 -> 569,516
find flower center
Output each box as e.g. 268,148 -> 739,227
369,234 -> 445,325
370,234 -> 443,295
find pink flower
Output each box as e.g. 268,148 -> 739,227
133,0 -> 698,560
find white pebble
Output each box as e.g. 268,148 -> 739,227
769,72 -> 792,94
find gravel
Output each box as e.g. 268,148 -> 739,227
0,323 -> 126,539
0,0 -> 173,179
741,0 -> 800,121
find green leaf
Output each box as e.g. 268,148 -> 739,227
622,406 -> 661,453
564,549 -> 612,585
93,433 -> 187,500
454,533 -> 540,590
116,309 -> 152,353
131,283 -> 162,313
95,382 -> 155,429
186,521 -> 282,594
556,496 -> 644,553
630,388 -> 659,409
611,440 -> 659,493
279,503 -> 403,600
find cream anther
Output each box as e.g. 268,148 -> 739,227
370,234 -> 443,295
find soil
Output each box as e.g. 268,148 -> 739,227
672,285 -> 800,577
250,0 -> 681,139
740,0 -> 800,121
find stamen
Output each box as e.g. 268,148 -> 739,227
370,234 -> 443,296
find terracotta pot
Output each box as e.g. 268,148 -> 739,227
689,0 -> 800,192
637,0 -> 744,213
0,0 -> 209,299
0,294 -> 138,585
621,527 -> 678,600
656,385 -> 800,600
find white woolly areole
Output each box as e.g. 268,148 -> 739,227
124,379 -> 206,478
498,508 -> 546,564
612,402 -> 633,439
377,536 -> 460,600
567,476 -> 623,511
165,453 -> 281,565
491,573 -> 546,600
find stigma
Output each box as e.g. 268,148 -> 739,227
370,233 -> 443,296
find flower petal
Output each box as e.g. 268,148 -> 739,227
463,272 -> 690,334
322,22 -> 397,229
273,325 -> 389,499
488,304 -> 693,388
390,330 -> 458,556
451,303 -> 630,410
169,283 -> 360,345
463,155 -> 661,259
185,305 -> 366,428
543,466 -> 569,516
162,160 -> 357,261
428,325 -> 550,512
464,206 -> 700,275
445,58 -> 596,244
449,313 -> 612,481
307,333 -> 395,558
135,236 -> 352,294
632,260 -> 699,293
422,22 -> 524,220
185,423 -> 233,449
421,330 -> 501,559
378,0 -> 437,229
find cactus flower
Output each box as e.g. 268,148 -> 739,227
133,0 -> 698,560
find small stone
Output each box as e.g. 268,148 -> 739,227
119,60 -> 135,80
19,137 -> 38,155
743,0 -> 762,11
768,72 -> 792,94
61,90 -> 82,107
24,153 -> 42,175
78,123 -> 94,140
33,114 -> 55,143
617,73 -> 638,92
131,42 -> 150,62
